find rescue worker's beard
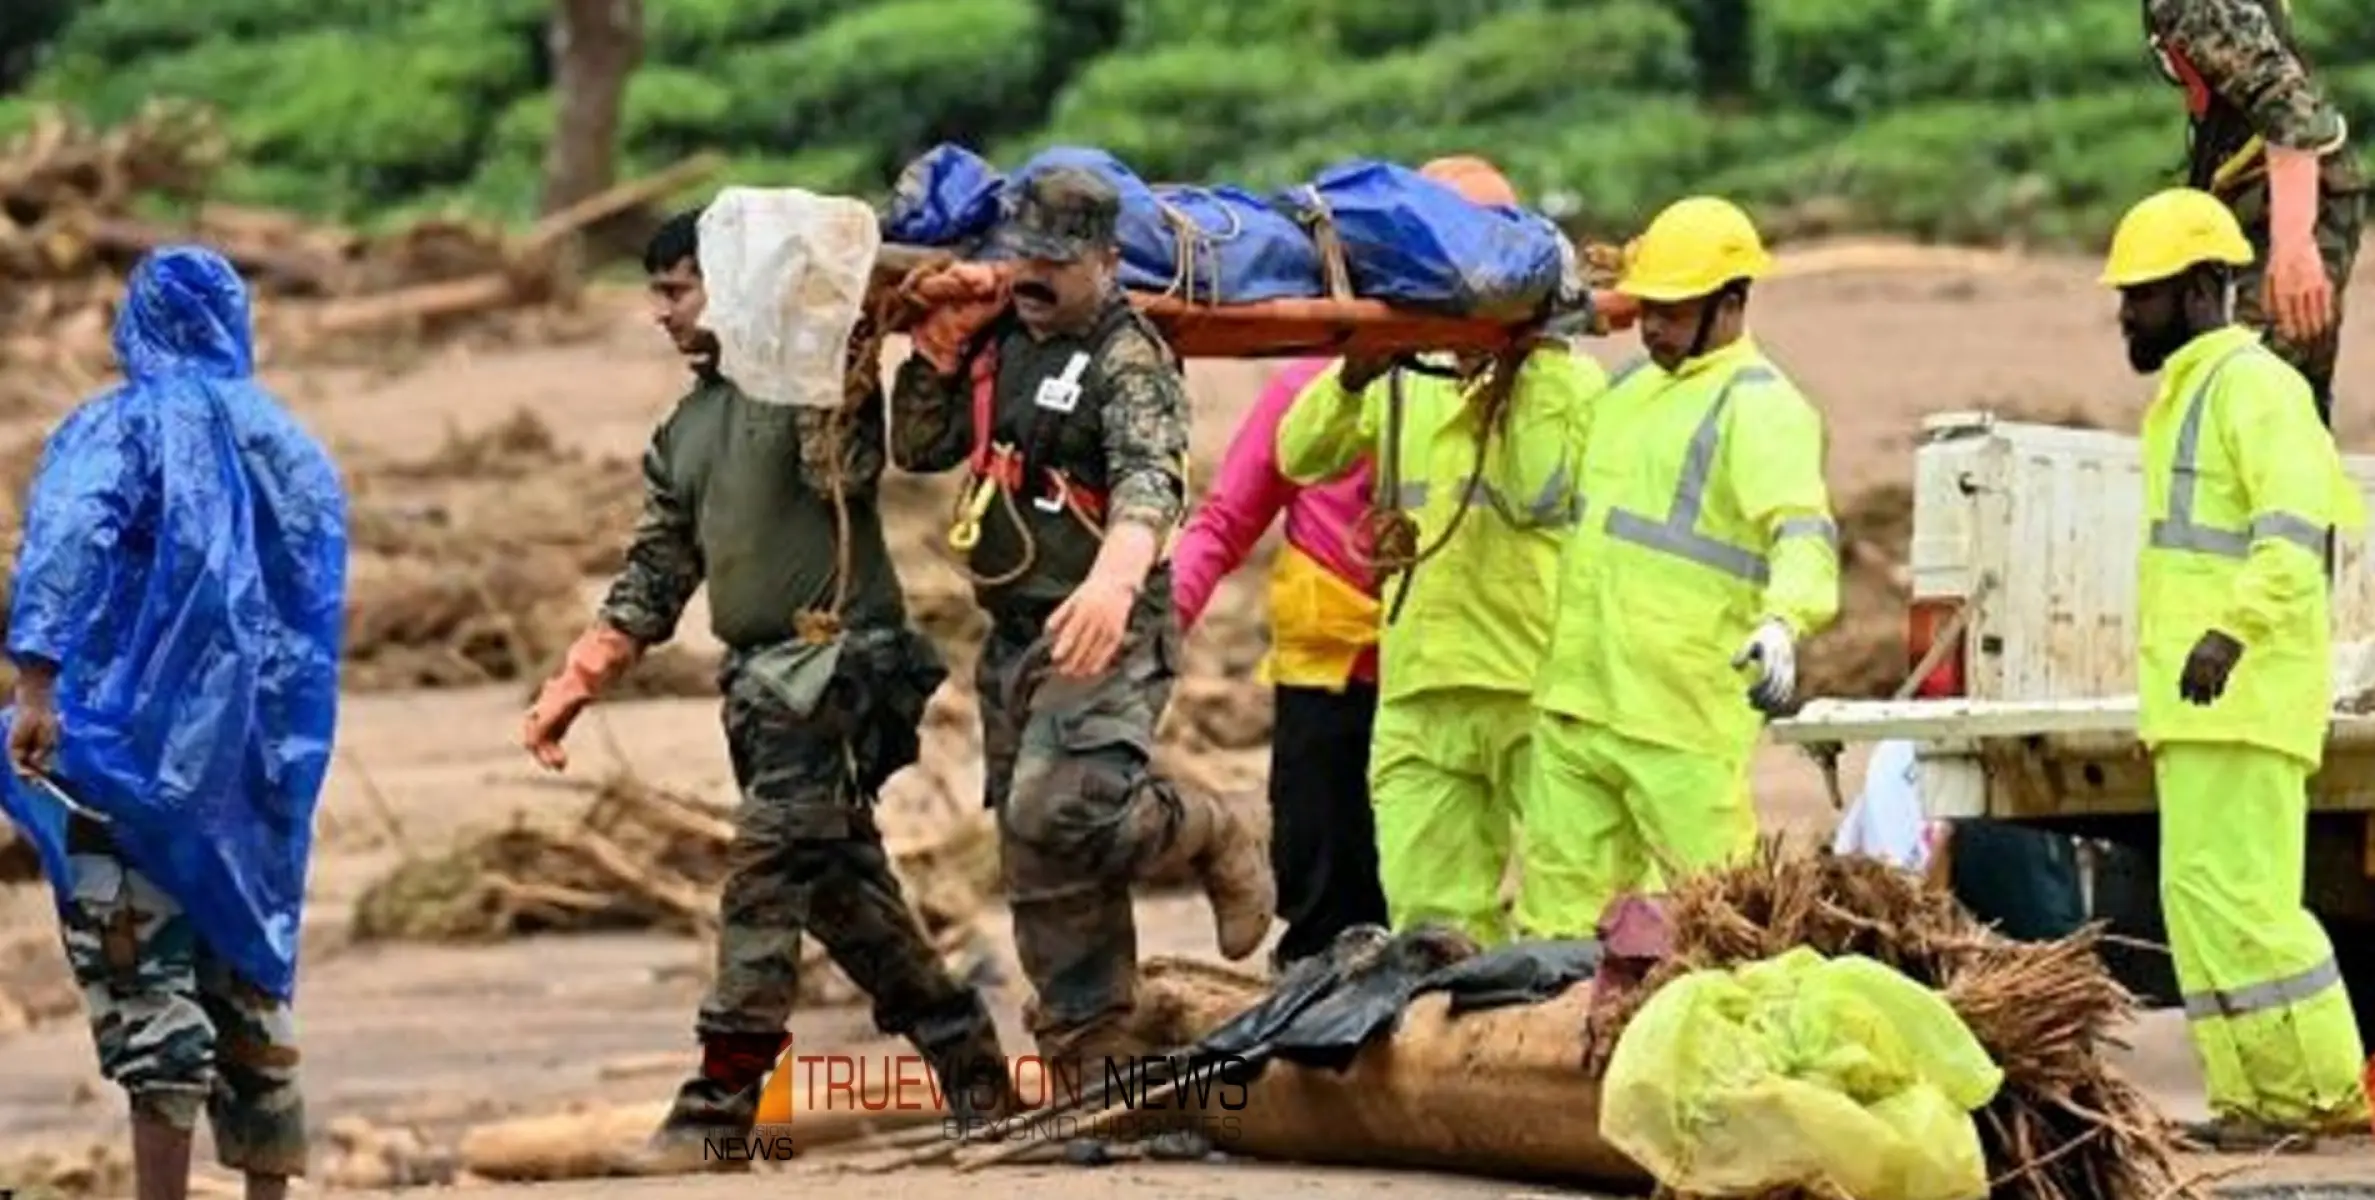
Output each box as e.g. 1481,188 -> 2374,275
1645,287 -> 1742,371
2124,273 -> 2233,373
2124,316 -> 2191,373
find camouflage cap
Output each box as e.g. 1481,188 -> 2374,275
994,166 -> 1121,263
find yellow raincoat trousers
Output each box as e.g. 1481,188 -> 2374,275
1528,338 -> 1839,935
1276,348 -> 1605,945
2138,325 -> 2369,1128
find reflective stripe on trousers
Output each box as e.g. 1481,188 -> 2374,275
1601,364 -> 1838,582
2152,344 -> 2329,559
2182,955 -> 2346,1023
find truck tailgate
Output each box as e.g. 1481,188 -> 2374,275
1771,699 -> 2375,816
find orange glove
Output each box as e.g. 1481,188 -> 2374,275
1590,290 -> 1641,335
520,624 -> 641,772
2265,145 -> 2334,343
901,261 -> 1013,375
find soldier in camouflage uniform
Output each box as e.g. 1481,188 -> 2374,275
49,822 -> 309,1199
520,210 -> 1011,1172
889,168 -> 1275,1075
2146,0 -> 2366,424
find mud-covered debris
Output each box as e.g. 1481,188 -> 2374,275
0,930 -> 79,1032
0,1141 -> 130,1198
321,1115 -> 461,1190
348,772 -> 1002,1008
0,829 -> 37,885
0,102 -> 718,414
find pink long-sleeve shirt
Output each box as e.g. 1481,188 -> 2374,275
1174,357 -> 1379,685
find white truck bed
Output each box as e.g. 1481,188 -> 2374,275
1770,410 -> 2375,820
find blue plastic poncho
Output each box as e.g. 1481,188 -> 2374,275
0,245 -> 348,1001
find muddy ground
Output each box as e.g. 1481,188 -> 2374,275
2,242 -> 2374,1196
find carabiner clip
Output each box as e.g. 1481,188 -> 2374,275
949,475 -> 998,552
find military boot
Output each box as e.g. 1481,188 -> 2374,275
922,1025 -> 1018,1141
617,1033 -> 783,1175
1157,790 -> 1275,962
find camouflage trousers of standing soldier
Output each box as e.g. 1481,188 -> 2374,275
659,626 -> 1006,1138
2233,184 -> 2367,426
977,588 -> 1197,1068
59,817 -> 307,1177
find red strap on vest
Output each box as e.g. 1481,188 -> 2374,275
965,348 -> 1001,476
2156,37 -> 2215,118
959,344 -> 1108,524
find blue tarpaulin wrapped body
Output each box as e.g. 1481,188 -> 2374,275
882,143 -> 1004,249
877,143 -> 1570,317
0,246 -> 349,1001
1004,147 -> 1326,304
1277,159 -> 1569,320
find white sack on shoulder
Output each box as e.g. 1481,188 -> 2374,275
696,187 -> 880,410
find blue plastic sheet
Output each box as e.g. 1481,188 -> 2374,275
1003,147 -> 1327,304
1277,158 -> 1569,320
0,246 -> 349,1001
877,144 -> 1573,317
882,143 -> 1004,248
880,143 -> 1330,305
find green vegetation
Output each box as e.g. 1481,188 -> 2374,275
3,0 -> 2374,245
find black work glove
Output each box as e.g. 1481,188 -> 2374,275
2178,630 -> 2244,706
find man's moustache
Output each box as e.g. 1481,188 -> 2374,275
1013,284 -> 1058,303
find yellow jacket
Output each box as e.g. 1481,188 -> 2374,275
2138,326 -> 2364,767
1276,347 -> 1606,704
1534,337 -> 1839,764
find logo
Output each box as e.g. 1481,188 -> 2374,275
714,1036 -> 1253,1155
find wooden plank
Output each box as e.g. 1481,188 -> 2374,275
868,243 -> 1630,358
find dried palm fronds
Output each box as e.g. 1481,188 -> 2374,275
1589,839 -> 2184,1200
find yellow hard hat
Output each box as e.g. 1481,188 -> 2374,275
2099,188 -> 2254,288
1616,197 -> 1774,302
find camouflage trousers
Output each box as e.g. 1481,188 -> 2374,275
59,817 -> 307,1177
662,627 -> 1003,1137
2232,182 -> 2366,426
978,587 -> 1193,1064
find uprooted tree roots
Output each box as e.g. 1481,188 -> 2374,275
349,774 -> 1004,1007
0,102 -> 719,415
333,408 -> 719,698
1586,841 -> 2184,1200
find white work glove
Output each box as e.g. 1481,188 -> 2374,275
1731,616 -> 1797,717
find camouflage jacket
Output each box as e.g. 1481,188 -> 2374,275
599,367 -> 905,649
2146,0 -> 2361,198
888,294 -> 1191,613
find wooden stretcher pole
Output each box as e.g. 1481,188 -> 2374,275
869,242 -> 1620,360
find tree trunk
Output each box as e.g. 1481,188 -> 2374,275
540,0 -> 645,216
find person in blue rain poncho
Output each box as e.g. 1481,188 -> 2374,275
0,245 -> 347,1200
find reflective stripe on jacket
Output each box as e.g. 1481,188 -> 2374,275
1275,347 -> 1605,704
2138,326 -> 2365,767
1534,337 -> 1839,764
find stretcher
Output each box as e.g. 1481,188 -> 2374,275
869,243 -> 1634,360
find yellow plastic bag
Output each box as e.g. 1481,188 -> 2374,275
1600,947 -> 2005,1200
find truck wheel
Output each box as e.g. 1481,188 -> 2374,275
2086,839 -> 2182,1009
2329,917 -> 2375,1049
2092,819 -> 2375,1045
